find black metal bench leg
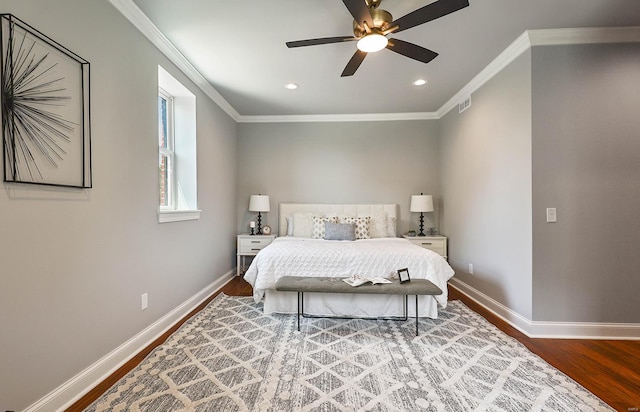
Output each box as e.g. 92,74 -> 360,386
297,291 -> 301,331
404,294 -> 408,321
415,295 -> 419,336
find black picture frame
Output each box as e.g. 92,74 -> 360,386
1,14 -> 91,189
398,268 -> 410,283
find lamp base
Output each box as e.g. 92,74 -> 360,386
257,212 -> 262,234
418,213 -> 425,236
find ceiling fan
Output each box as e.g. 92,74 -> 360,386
286,0 -> 469,77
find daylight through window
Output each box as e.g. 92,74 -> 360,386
157,66 -> 199,223
158,88 -> 175,209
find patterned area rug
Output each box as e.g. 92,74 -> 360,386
86,294 -> 611,411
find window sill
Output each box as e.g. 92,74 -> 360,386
158,209 -> 201,223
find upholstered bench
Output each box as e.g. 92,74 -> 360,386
274,276 -> 443,336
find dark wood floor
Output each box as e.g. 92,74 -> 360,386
68,277 -> 640,411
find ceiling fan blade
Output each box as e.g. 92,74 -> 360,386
286,36 -> 357,48
391,0 -> 469,34
341,50 -> 367,77
343,0 -> 373,28
386,38 -> 438,64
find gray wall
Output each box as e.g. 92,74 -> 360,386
0,0 -> 237,410
439,51 -> 533,319
531,43 -> 640,323
439,41 -> 640,325
237,121 -> 441,235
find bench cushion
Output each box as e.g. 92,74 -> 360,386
275,276 -> 442,296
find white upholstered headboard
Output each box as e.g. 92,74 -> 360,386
278,203 -> 398,237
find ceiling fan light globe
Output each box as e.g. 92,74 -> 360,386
357,34 -> 388,53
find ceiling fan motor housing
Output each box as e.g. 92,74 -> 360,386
353,8 -> 393,37
365,0 -> 382,8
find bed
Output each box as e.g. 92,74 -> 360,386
243,203 -> 454,318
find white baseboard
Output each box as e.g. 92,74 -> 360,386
448,278 -> 640,340
25,270 -> 236,412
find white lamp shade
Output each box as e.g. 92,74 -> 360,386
249,195 -> 270,212
410,195 -> 434,213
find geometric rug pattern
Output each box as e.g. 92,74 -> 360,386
86,294 -> 612,411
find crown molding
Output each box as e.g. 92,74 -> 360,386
107,0 -> 240,122
436,31 -> 532,118
528,26 -> 640,46
437,26 -> 640,118
238,111 -> 439,123
106,3 -> 640,124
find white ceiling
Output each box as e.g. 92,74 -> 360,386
129,0 -> 640,118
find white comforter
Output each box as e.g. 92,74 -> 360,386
243,237 -> 455,308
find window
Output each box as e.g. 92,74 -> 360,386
158,88 -> 175,209
157,66 -> 200,223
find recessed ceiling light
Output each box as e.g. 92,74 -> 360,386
285,83 -> 299,90
413,79 -> 427,86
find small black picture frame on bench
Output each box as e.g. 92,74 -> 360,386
398,268 -> 410,283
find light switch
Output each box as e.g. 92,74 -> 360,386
546,208 -> 557,223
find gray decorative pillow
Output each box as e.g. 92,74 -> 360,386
324,222 -> 356,241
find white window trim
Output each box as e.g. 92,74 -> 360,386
158,209 -> 201,223
157,66 -> 200,223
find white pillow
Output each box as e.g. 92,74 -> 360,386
286,216 -> 294,236
387,216 -> 397,237
362,210 -> 388,238
292,213 -> 314,238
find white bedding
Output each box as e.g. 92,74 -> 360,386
243,237 -> 455,317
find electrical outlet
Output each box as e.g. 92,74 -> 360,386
468,263 -> 474,275
546,208 -> 557,223
141,293 -> 148,310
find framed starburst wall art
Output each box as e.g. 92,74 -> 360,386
1,14 -> 91,188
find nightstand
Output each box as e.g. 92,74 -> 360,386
236,234 -> 276,276
403,235 -> 448,259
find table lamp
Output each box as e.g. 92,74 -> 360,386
249,194 -> 270,234
410,193 -> 433,236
